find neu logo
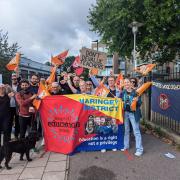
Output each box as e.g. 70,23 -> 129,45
158,94 -> 170,110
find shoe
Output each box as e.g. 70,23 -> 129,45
101,149 -> 106,153
120,148 -> 127,152
134,151 -> 143,157
112,149 -> 117,151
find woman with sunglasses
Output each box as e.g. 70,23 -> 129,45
120,78 -> 143,156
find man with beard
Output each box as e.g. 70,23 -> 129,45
50,82 -> 64,95
15,79 -> 37,138
29,74 -> 39,94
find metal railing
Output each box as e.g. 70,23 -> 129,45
151,111 -> 180,135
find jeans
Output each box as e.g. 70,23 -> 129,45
19,116 -> 31,139
124,111 -> 143,153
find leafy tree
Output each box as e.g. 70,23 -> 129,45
0,30 -> 20,83
88,0 -> 180,63
44,61 -> 51,66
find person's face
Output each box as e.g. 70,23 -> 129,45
51,85 -> 60,93
130,79 -> 136,88
31,75 -> 38,85
21,82 -> 29,91
95,117 -> 100,125
124,79 -> 131,90
11,76 -> 18,85
63,73 -> 68,81
100,117 -> 105,125
108,77 -> 115,87
88,121 -> 94,129
111,118 -> 116,125
79,81 -> 86,93
73,76 -> 80,87
86,81 -> 92,91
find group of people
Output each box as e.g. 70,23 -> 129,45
0,70 -> 144,156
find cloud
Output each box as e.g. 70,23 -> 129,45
0,0 -> 97,63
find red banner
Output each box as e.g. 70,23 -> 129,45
40,95 -> 123,154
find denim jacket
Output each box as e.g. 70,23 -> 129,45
120,89 -> 142,122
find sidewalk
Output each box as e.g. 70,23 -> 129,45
0,148 -> 69,180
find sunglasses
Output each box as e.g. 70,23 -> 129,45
131,81 -> 136,83
86,83 -> 92,85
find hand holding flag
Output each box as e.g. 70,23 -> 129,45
6,52 -> 21,71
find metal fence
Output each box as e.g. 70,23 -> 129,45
151,111 -> 180,135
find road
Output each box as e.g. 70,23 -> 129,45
68,133 -> 180,180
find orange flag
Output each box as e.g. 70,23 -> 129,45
46,66 -> 57,84
94,83 -> 110,97
130,82 -> 152,111
51,50 -> 68,66
135,64 -> 156,75
131,98 -> 138,111
91,68 -> 99,75
115,73 -> 124,90
33,82 -> 50,110
136,82 -> 152,96
6,53 -> 21,71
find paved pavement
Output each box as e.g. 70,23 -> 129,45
0,147 -> 69,180
68,133 -> 180,180
1,133 -> 179,180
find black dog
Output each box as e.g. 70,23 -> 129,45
0,131 -> 39,169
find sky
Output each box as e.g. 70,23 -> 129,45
0,0 -> 98,63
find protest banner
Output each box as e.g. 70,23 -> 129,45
151,81 -> 180,121
80,47 -> 107,70
72,55 -> 84,76
40,94 -> 124,154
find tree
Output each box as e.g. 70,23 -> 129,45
88,0 -> 180,63
0,30 -> 20,83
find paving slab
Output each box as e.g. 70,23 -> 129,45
42,171 -> 65,180
49,153 -> 67,162
19,167 -> 44,179
45,161 -> 66,172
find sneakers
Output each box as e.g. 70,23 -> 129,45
120,148 -> 127,152
101,149 -> 106,153
112,149 -> 117,151
134,151 -> 143,157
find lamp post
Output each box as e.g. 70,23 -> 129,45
128,21 -> 143,70
92,40 -> 99,51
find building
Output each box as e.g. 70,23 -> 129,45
19,57 -> 51,79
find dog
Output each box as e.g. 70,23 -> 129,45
0,131 -> 39,169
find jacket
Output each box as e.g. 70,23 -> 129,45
15,91 -> 33,117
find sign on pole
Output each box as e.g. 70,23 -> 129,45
80,47 -> 107,70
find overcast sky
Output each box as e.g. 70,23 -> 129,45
0,0 -> 97,63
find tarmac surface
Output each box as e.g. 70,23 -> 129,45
68,133 -> 180,180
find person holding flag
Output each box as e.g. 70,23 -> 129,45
89,69 -> 121,98
15,79 -> 37,138
120,78 -> 143,156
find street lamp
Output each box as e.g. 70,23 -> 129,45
128,21 -> 143,70
92,40 -> 98,51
